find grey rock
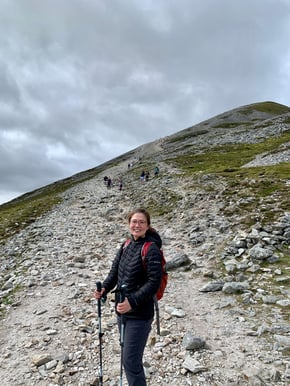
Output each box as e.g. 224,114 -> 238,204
182,356 -> 207,373
32,354 -> 53,367
249,244 -> 273,260
199,280 -> 224,292
165,253 -> 191,271
222,281 -> 249,294
182,332 -> 206,350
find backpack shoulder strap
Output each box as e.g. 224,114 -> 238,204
141,241 -> 153,257
141,241 -> 153,268
123,239 -> 131,249
141,241 -> 161,335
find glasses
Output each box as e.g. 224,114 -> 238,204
130,219 -> 147,225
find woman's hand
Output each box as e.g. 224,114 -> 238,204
117,297 -> 132,314
94,288 -> 105,300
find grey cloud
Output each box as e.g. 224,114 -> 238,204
0,0 -> 289,204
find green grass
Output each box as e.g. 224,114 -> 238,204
0,172 -> 101,245
242,101 -> 290,115
212,122 -> 252,129
170,130 -> 290,174
145,191 -> 182,218
219,165 -> 289,226
0,284 -> 23,318
0,190 -> 61,245
166,129 -> 208,144
254,252 -> 290,319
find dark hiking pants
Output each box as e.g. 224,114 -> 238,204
118,316 -> 153,386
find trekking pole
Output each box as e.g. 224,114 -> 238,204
154,295 -> 161,336
119,284 -> 127,386
96,281 -> 104,386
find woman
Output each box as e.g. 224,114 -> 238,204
94,208 -> 162,386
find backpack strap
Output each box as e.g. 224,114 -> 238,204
123,239 -> 131,249
141,241 -> 161,335
141,241 -> 153,265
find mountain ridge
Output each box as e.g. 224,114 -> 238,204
3,100 -> 289,207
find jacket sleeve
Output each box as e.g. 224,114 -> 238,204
127,243 -> 162,309
102,246 -> 123,293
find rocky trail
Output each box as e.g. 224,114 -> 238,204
0,158 -> 290,386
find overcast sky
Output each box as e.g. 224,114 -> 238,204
0,0 -> 289,204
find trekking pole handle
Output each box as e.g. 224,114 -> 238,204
119,284 -> 127,303
96,281 -> 102,317
96,281 -> 102,292
96,281 -> 107,303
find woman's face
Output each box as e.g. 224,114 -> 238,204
129,213 -> 149,240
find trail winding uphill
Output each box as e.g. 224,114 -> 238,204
0,157 -> 290,386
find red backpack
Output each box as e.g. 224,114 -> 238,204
123,239 -> 168,300
141,241 -> 168,300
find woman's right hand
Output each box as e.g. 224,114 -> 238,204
94,288 -> 105,300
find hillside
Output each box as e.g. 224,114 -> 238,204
0,101 -> 289,385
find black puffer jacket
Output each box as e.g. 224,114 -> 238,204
102,231 -> 162,320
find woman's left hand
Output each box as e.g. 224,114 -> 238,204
117,297 -> 132,314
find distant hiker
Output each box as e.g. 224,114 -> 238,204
154,166 -> 159,177
107,177 -> 112,189
145,171 -> 150,182
140,170 -> 145,183
119,178 -> 123,191
104,176 -> 108,185
94,208 -> 162,386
